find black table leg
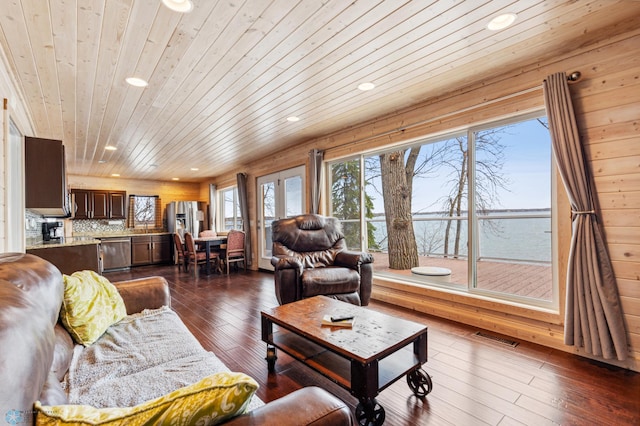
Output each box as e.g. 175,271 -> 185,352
265,345 -> 277,372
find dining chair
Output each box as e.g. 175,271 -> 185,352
185,232 -> 216,274
224,230 -> 246,274
172,233 -> 187,271
197,230 -> 217,252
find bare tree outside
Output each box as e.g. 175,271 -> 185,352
358,129 -> 508,268
368,143 -> 452,269
416,220 -> 444,256
439,130 -> 509,258
134,196 -> 155,225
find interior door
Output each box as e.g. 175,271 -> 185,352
257,166 -> 305,270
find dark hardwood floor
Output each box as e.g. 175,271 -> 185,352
104,265 -> 640,426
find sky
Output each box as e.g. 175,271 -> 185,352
365,117 -> 552,214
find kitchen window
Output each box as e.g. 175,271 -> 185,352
127,195 -> 161,229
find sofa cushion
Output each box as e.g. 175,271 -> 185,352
51,324 -> 74,381
60,270 -> 127,346
301,266 -> 360,297
35,372 -> 258,426
0,253 -> 63,426
63,306 -> 263,413
38,371 -> 69,406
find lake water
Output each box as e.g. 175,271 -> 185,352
368,210 -> 551,263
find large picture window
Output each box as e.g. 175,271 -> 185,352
328,112 -> 554,307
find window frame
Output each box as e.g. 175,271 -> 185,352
217,186 -> 243,231
131,195 -> 160,229
326,109 -> 558,311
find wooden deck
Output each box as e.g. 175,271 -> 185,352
373,253 -> 553,300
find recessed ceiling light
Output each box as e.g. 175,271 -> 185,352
287,116 -> 300,122
487,13 -> 517,31
98,160 -> 107,164
162,0 -> 193,13
111,173 -> 120,177
172,177 -> 180,181
125,77 -> 148,87
190,167 -> 199,171
105,145 -> 117,151
358,82 -> 376,91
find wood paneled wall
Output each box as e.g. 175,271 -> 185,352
204,29 -> 640,370
68,174 -> 203,225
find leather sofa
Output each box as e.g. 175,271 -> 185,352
271,214 -> 373,306
0,253 -> 353,425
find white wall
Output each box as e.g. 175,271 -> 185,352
0,44 -> 34,253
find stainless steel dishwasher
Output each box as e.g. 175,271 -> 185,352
99,237 -> 132,271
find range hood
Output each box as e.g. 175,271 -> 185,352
25,137 -> 71,218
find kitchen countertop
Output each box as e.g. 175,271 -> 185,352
26,237 -> 101,250
26,232 -> 171,250
94,232 -> 171,238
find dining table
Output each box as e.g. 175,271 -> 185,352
194,235 -> 227,275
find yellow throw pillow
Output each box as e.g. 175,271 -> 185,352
35,372 -> 259,426
60,270 -> 127,346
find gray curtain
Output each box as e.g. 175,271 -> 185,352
208,184 -> 217,230
236,172 -> 251,266
543,72 -> 627,361
309,149 -> 324,214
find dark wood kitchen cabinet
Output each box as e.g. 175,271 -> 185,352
109,192 -> 127,219
27,243 -> 101,275
72,190 -> 91,219
71,189 -> 126,219
131,235 -> 171,266
25,137 -> 70,217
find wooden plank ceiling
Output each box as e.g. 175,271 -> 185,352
0,0 -> 636,182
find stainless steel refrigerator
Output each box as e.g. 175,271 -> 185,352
166,201 -> 200,240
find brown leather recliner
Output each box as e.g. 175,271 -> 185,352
271,214 -> 373,306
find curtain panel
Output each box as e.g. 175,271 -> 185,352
154,197 -> 162,229
543,72 -> 627,361
236,173 -> 251,266
209,184 -> 217,230
126,195 -> 136,228
309,149 -> 324,214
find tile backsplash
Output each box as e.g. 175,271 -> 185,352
72,219 -> 126,235
25,210 -> 44,246
25,211 -> 165,246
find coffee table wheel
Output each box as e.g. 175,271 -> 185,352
355,399 -> 385,426
407,368 -> 432,397
265,346 -> 277,373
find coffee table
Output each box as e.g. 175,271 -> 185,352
261,296 -> 432,425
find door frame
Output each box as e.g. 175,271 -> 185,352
256,165 -> 305,270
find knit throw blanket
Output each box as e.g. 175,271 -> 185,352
63,306 -> 264,411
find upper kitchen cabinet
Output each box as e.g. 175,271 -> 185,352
25,137 -> 70,217
71,189 -> 126,219
109,191 -> 127,219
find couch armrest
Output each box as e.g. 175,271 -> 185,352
225,387 -> 353,426
113,277 -> 171,315
271,256 -> 303,272
334,250 -> 373,269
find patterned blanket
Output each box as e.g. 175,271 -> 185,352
63,306 -> 264,411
